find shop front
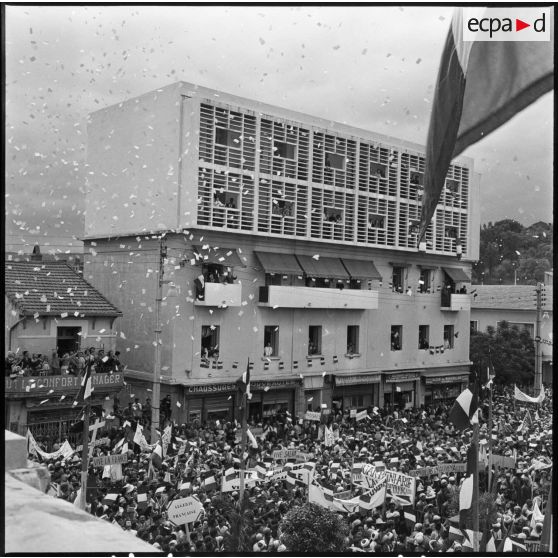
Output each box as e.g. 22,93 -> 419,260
184,382 -> 237,423
422,371 -> 470,406
247,379 -> 301,422
332,373 -> 381,412
303,375 -> 325,412
383,372 -> 421,410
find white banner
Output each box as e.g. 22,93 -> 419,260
221,470 -> 259,492
385,469 -> 416,506
514,385 -> 545,404
27,430 -> 74,461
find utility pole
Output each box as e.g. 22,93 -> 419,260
151,235 -> 166,443
79,361 -> 93,510
534,283 -> 544,394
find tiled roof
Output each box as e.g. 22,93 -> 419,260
471,285 -> 553,312
5,261 -> 121,317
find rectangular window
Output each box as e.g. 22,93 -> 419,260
265,273 -> 291,286
350,395 -> 364,408
445,226 -> 459,239
201,325 -> 220,359
392,266 -> 404,293
274,140 -> 296,160
215,127 -> 241,148
323,207 -> 344,224
410,170 -> 424,186
213,191 -> 239,209
347,325 -> 359,354
443,325 -> 455,349
419,269 -> 432,293
272,199 -> 294,217
325,152 -> 345,170
264,326 -> 279,357
370,162 -> 387,178
391,325 -> 402,351
368,213 -> 385,229
446,179 -> 460,194
470,320 -> 479,333
418,325 -> 430,350
308,326 -> 322,355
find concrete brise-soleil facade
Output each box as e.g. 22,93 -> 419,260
83,82 -> 480,422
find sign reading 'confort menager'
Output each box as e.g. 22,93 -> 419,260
5,373 -> 124,397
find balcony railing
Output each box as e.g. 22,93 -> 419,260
259,285 -> 378,309
441,292 -> 471,311
195,282 -> 242,307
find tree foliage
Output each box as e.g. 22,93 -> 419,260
279,502 -> 348,553
211,494 -> 255,553
470,321 -> 534,385
473,220 -> 552,285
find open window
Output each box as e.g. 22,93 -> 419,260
325,152 -> 345,170
264,326 -> 279,357
368,213 -> 385,229
410,170 -> 424,186
213,191 -> 239,209
444,226 -> 459,239
274,140 -> 296,160
347,325 -> 359,355
201,325 -> 220,359
419,269 -> 432,293
370,162 -> 387,178
392,266 -> 405,293
272,199 -> 294,217
308,326 -> 322,355
418,325 -> 430,350
322,207 -> 344,224
443,325 -> 455,349
215,127 -> 241,148
391,325 -> 402,351
446,179 -> 460,194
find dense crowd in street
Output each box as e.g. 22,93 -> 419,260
29,384 -> 552,553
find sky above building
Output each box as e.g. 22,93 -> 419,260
5,5 -> 553,254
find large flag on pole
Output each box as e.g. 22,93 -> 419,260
449,387 -> 478,430
418,7 -> 553,242
73,363 -> 92,406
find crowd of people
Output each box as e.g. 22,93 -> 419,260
29,384 -> 552,553
5,347 -> 123,377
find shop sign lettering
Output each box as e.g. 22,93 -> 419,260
6,373 -> 123,396
384,372 -> 420,383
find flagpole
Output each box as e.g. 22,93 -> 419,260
487,352 -> 493,492
472,375 -> 480,552
239,359 -> 249,505
80,362 -> 92,510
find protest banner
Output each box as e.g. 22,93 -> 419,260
385,470 -> 416,506
491,454 -> 516,470
408,462 -> 467,477
525,540 -> 540,552
221,470 -> 259,492
356,410 -> 369,422
92,453 -> 128,467
304,411 -> 321,422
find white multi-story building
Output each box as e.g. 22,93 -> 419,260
83,82 -> 480,422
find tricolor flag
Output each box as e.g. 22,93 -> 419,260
102,492 -> 118,505
238,359 -> 252,400
202,472 -> 217,491
418,7 -> 553,241
73,362 -> 93,406
449,388 -> 478,430
459,442 -> 478,529
150,442 -> 163,469
247,429 -> 258,449
137,486 -> 148,510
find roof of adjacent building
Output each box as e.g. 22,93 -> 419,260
471,284 -> 553,312
5,261 -> 121,317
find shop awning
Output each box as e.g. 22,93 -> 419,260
442,267 -> 471,282
254,252 -> 303,276
335,374 -> 381,386
341,259 -> 382,281
296,255 -> 350,281
192,245 -> 244,267
303,376 -> 324,390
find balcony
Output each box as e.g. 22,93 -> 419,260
441,292 -> 471,312
258,285 -> 378,309
195,282 -> 242,307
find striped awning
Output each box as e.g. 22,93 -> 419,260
443,267 -> 471,282
254,252 -> 303,276
341,259 -> 382,281
296,255 -> 349,281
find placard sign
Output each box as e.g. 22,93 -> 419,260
167,496 -> 204,526
304,411 -> 321,421
92,453 -> 129,467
